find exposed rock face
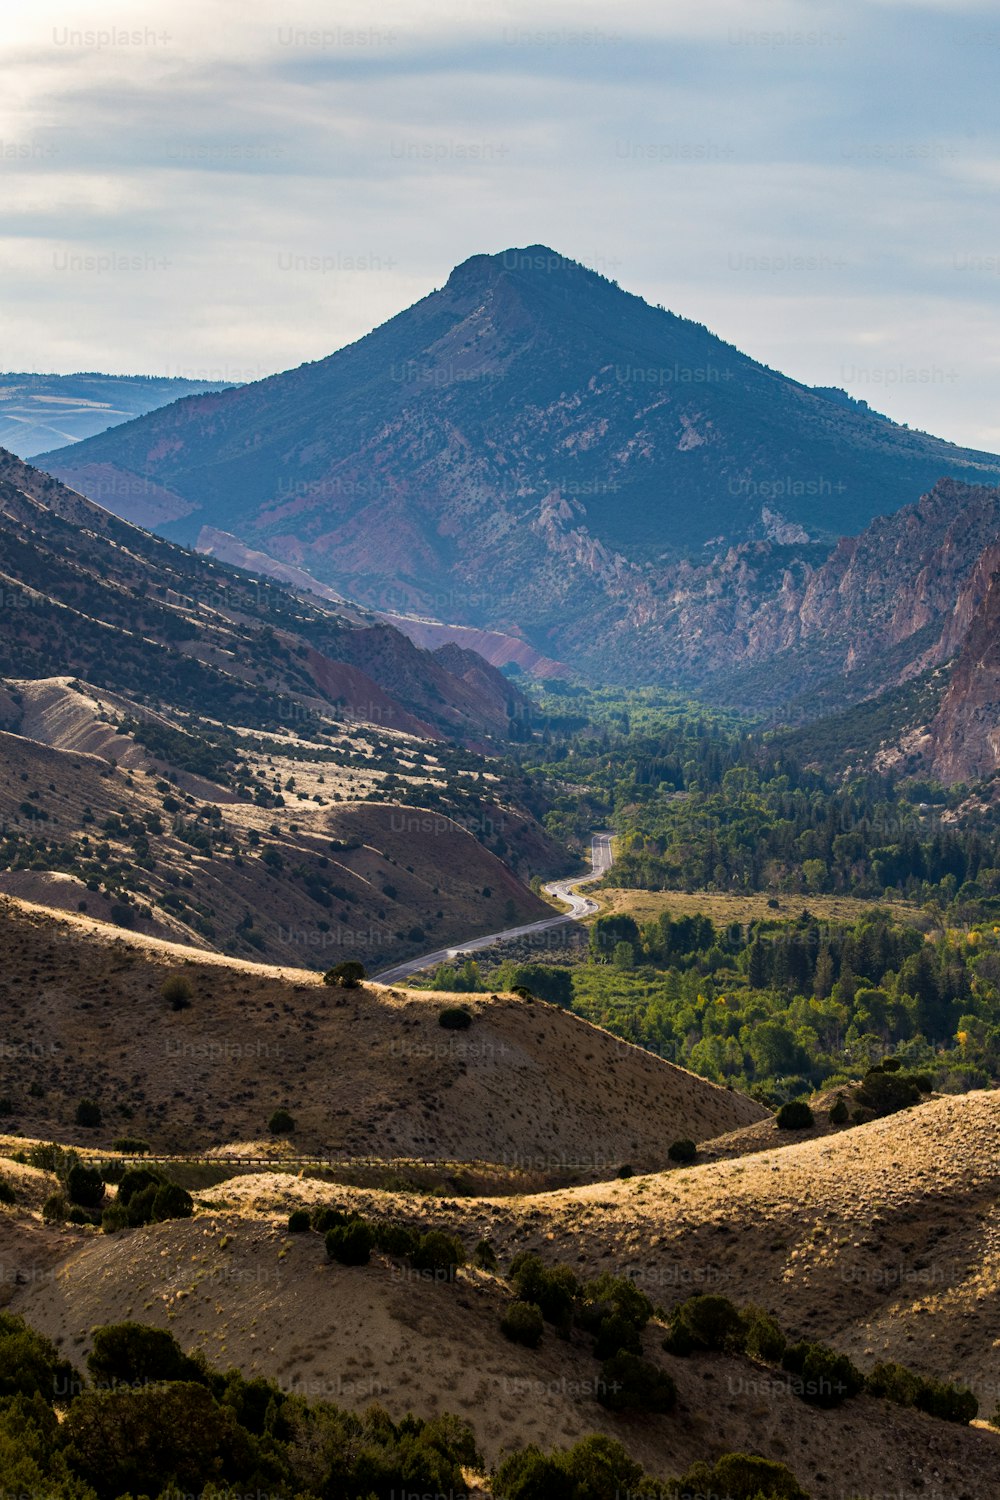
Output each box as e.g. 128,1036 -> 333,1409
927,565 -> 1000,782
0,447 -> 528,745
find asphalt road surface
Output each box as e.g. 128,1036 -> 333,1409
372,831 -> 615,985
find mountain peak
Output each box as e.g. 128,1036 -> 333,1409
445,245 -> 588,292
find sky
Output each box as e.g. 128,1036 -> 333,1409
2,0 -> 999,448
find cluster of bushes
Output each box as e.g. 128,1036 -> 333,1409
662,1294 -> 977,1421
495,1437 -> 809,1500
867,1359 -> 980,1423
289,1205 -> 465,1281
0,1312 -> 480,1500
499,1254 -> 675,1415
322,960 -> 366,988
99,1166 -> 194,1233
0,1312 -> 827,1500
33,1149 -> 192,1233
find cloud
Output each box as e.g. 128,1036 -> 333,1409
0,0 -> 997,446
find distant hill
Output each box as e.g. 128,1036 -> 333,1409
0,371 -> 234,458
0,447 -> 564,962
38,246 -> 1000,683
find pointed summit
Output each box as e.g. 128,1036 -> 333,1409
38,248 -> 1000,683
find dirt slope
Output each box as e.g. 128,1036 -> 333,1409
0,898 -> 764,1166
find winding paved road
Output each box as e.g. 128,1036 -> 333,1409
372,831 -> 615,985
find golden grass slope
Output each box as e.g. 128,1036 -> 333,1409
0,898 -> 765,1167
3,1109 -> 999,1498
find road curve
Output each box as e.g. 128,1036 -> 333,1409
371,831 -> 615,985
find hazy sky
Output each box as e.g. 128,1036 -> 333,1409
3,0 -> 999,448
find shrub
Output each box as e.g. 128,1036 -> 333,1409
62,1381 -> 246,1498
776,1099 -> 814,1130
592,1312 -> 643,1360
854,1069 -> 921,1117
101,1202 -> 129,1234
493,1445 -> 574,1500
782,1341 -> 864,1407
268,1108 -> 295,1135
438,1006 -> 472,1030
112,1137 -> 150,1155
287,1209 -> 311,1233
88,1321 -> 203,1387
374,1222 -> 420,1258
828,1094 -> 849,1126
323,960 -> 366,988
495,1435 -> 645,1500
664,1294 -> 744,1355
162,975 -> 193,1010
740,1305 -> 786,1363
0,1177 -> 16,1205
667,1137 -> 697,1164
74,1099 -> 102,1129
509,1253 -> 578,1331
116,1166 -> 165,1207
578,1273 -> 654,1358
325,1220 -> 374,1265
915,1378 -> 978,1423
596,1352 -> 677,1414
41,1191 -> 68,1223
312,1205 -> 349,1233
66,1164 -> 105,1209
473,1238 -> 498,1271
670,1452 -> 808,1500
411,1231 -> 465,1282
500,1300 -> 544,1348
0,1310 -> 79,1402
866,1360 -> 922,1406
152,1183 -> 194,1222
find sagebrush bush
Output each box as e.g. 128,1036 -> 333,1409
828,1094 -> 849,1125
312,1205 -> 350,1233
663,1294 -> 744,1355
740,1305 -> 786,1363
66,1165 -> 105,1209
782,1341 -> 864,1407
667,1137 -> 697,1164
112,1137 -> 150,1155
500,1300 -> 544,1348
597,1351 -> 676,1414
373,1222 -> 420,1258
74,1099 -> 102,1129
472,1238 -> 498,1272
915,1378 -> 978,1423
672,1452 -> 808,1500
509,1253 -> 578,1331
411,1231 -> 465,1282
776,1099 -> 814,1130
438,1006 -> 472,1030
323,961 -> 365,988
287,1209 -> 311,1233
325,1220 -> 374,1266
162,975 -> 193,1010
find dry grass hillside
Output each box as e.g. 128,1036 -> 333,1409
0,711 -> 553,969
3,905 -> 998,1495
3,1096 -> 999,1497
0,898 -> 765,1168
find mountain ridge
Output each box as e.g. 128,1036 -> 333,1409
38,246 -> 1000,687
